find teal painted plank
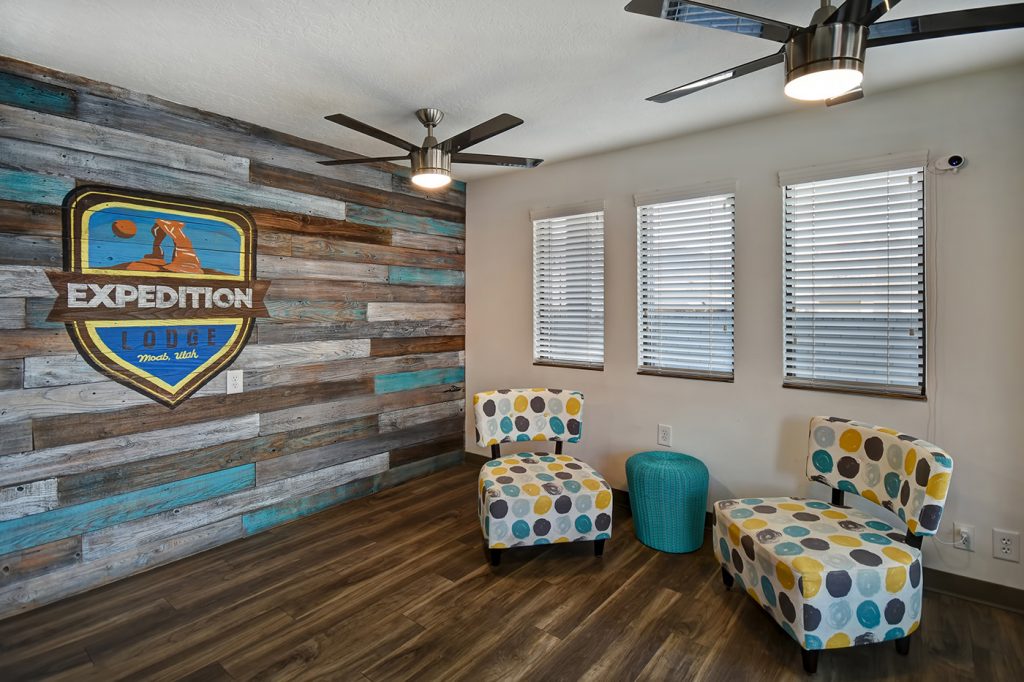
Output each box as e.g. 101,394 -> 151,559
347,204 -> 464,239
0,72 -> 77,116
0,465 -> 254,555
242,476 -> 378,535
389,266 -> 465,287
0,169 -> 75,206
378,451 -> 463,489
374,366 -> 465,394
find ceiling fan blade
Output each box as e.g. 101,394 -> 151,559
867,5 -> 1024,48
826,0 -> 904,26
451,152 -> 543,168
825,87 -> 864,107
442,114 -> 524,153
625,0 -> 798,43
648,50 -> 784,103
317,155 -> 410,167
324,113 -> 418,152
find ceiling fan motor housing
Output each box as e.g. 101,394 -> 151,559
785,22 -> 867,86
411,145 -> 451,178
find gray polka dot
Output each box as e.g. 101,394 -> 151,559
814,426 -> 836,448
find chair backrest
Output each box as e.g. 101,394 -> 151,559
806,416 -> 953,536
473,388 -> 584,447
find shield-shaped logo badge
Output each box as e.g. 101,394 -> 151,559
48,186 -> 271,408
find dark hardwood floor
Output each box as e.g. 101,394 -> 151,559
1,463 -> 1022,681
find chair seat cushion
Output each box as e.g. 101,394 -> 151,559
714,496 -> 923,651
478,453 -> 613,549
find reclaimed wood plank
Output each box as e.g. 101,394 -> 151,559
257,228 -> 464,270
259,383 -> 464,435
0,297 -> 26,329
250,162 -> 464,224
0,232 -> 61,267
0,169 -> 75,206
0,516 -> 243,618
379,399 -> 465,434
0,329 -> 75,360
0,103 -> 250,180
256,254 -> 386,282
264,300 -> 367,324
389,434 -> 463,468
266,278 -> 463,303
32,377 -> 374,449
0,199 -> 61,237
2,138 -> 347,220
254,319 -> 465,345
0,72 -> 77,116
0,479 -> 58,521
375,450 -> 464,489
81,455 -> 387,560
0,415 -> 260,488
248,207 -> 390,245
375,367 -> 466,394
0,465 -> 255,555
389,265 -> 465,287
370,335 -> 465,357
240,475 -> 379,536
245,351 -> 463,391
391,229 -> 465,255
23,297 -> 59,329
58,415 -> 379,507
367,302 -> 465,322
0,536 -> 81,585
0,265 -> 57,298
347,203 -> 464,239
0,358 -> 23,389
0,420 -> 32,456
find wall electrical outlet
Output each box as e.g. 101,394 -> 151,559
953,522 -> 974,551
226,370 -> 244,395
657,424 -> 672,447
993,529 -> 1020,562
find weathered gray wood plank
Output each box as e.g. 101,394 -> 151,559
0,536 -> 81,587
379,399 -> 466,434
0,415 -> 260,487
0,265 -> 57,298
257,227 -> 464,270
254,319 -> 465,345
266,279 -> 464,303
0,358 -> 22,390
0,297 -> 26,329
81,454 -> 388,560
0,420 -> 32,456
0,233 -> 61,267
256,254 -> 386,283
245,350 -> 463,391
0,479 -> 58,521
0,103 -> 250,180
366,303 -> 465,322
391,230 -> 465,255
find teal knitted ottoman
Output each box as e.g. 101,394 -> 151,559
626,451 -> 709,553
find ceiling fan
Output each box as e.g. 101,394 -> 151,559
626,0 -> 1024,105
317,108 -> 543,189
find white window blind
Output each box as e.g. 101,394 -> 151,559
637,192 -> 735,380
783,167 -> 925,397
533,210 -> 605,368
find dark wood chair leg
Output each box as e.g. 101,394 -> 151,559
594,539 -> 605,557
801,648 -> 819,674
895,634 -> 911,655
721,565 -> 734,590
489,548 -> 502,567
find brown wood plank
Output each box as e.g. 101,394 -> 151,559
389,432 -> 464,468
0,536 -> 81,585
255,319 -> 465,345
258,227 -> 464,270
371,335 -> 465,357
267,278 -> 464,303
0,358 -> 24,390
0,199 -> 62,237
0,329 -> 75,359
248,206 -> 391,244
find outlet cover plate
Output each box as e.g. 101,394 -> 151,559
953,522 -> 974,551
993,528 -> 1020,562
657,424 -> 672,447
226,370 -> 244,395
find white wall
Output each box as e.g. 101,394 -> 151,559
465,63 -> 1024,589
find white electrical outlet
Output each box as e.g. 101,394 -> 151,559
226,370 -> 244,395
657,424 -> 672,447
993,529 -> 1020,562
953,522 -> 974,551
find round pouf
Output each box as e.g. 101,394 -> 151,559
626,451 -> 709,553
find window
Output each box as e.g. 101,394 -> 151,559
532,209 -> 604,369
783,166 -> 926,397
637,190 -> 736,380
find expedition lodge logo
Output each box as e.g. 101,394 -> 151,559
48,187 -> 271,407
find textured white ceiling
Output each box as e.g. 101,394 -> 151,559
2,0 -> 1023,181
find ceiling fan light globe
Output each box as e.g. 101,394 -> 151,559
784,22 -> 866,102
411,172 -> 452,189
784,68 -> 863,101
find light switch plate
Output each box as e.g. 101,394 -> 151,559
226,370 -> 244,395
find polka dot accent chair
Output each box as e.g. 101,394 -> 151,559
474,389 -> 612,566
713,417 -> 953,674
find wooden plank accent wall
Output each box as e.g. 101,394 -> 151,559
0,57 -> 466,620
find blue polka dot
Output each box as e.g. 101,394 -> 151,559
760,576 -> 777,607
719,538 -> 729,559
549,417 -> 565,434
857,601 -> 882,628
540,456 -> 556,462
575,515 -> 593,533
516,434 -> 531,442
536,473 -> 555,481
806,501 -> 831,510
501,485 -> 520,497
741,498 -> 764,505
511,499 -> 531,518
734,575 -> 746,591
534,538 -> 551,545
838,480 -> 858,493
884,627 -> 906,641
730,509 -> 754,519
856,570 -> 881,597
784,526 -> 811,537
811,450 -> 833,474
805,635 -> 823,650
485,460 -> 501,467
860,533 -> 892,545
775,542 -> 804,556
933,454 -> 952,467
781,623 -> 798,641
827,601 -> 852,629
512,520 -> 531,539
500,416 -> 514,434
866,520 -> 893,531
595,532 -> 611,540
884,472 -> 901,498
898,508 -> 907,521
563,480 -> 582,493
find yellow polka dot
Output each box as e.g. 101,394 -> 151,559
878,427 -> 899,436
926,473 -> 951,500
532,434 -> 547,441
566,397 -> 581,415
908,620 -> 920,634
596,491 -> 612,509
822,510 -> 848,520
728,523 -> 741,547
502,459 -> 518,465
492,467 -> 508,475
829,535 -> 862,548
907,519 -> 919,534
473,394 -> 480,404
514,395 -> 528,412
486,438 -> 499,446
554,536 -> 570,544
742,518 -> 768,531
886,566 -> 906,592
826,633 -> 851,649
522,483 -> 540,496
862,489 -> 881,505
792,556 -> 824,575
776,562 -> 796,590
747,587 -> 761,605
547,463 -> 564,472
534,496 -> 552,514
492,542 -> 507,549
904,448 -> 917,476
840,429 -> 862,453
883,546 -> 914,565
801,573 -> 822,598
778,503 -> 805,511
582,479 -> 601,491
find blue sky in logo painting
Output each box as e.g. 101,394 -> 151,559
87,206 -> 242,276
94,324 -> 239,385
